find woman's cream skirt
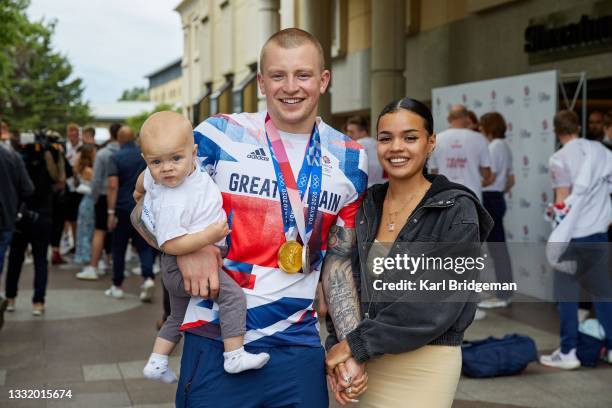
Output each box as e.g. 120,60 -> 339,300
359,345 -> 461,408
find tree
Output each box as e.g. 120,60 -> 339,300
119,86 -> 150,101
0,0 -> 91,134
126,103 -> 181,134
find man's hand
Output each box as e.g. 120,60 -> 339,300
326,339 -> 352,372
177,245 -> 223,298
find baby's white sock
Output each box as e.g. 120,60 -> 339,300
223,347 -> 270,374
143,353 -> 178,384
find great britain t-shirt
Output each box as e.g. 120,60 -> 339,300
180,112 -> 368,347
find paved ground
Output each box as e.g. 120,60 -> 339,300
1,258 -> 611,408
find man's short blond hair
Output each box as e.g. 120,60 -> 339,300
259,28 -> 325,72
66,123 -> 79,132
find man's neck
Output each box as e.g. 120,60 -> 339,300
270,113 -> 317,135
449,123 -> 465,129
559,134 -> 578,146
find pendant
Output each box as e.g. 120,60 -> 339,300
387,222 -> 395,232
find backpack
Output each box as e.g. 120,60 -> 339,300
462,334 -> 538,378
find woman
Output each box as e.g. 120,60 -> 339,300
325,98 -> 493,407
73,144 -> 96,264
478,112 -> 515,308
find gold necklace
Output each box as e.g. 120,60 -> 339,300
385,192 -> 416,232
385,185 -> 429,232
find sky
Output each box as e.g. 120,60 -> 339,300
27,0 -> 182,103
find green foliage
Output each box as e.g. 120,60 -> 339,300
0,0 -> 91,133
119,86 -> 150,101
126,103 -> 179,134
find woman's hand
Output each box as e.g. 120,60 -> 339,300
327,358 -> 368,405
326,339 -> 352,372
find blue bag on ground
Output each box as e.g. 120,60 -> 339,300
576,331 -> 604,367
462,334 -> 538,378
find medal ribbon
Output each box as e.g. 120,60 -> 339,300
264,114 -> 322,246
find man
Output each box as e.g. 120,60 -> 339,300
587,110 -> 605,141
76,123 -> 121,280
132,28 -> 367,407
0,135 -> 34,329
345,115 -> 386,187
429,104 -> 493,201
104,126 -> 156,301
540,110 -> 612,369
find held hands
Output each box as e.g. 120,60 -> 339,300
177,245 -> 223,298
326,340 -> 368,405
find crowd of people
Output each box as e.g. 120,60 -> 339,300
1,26 -> 611,408
0,119 -> 159,323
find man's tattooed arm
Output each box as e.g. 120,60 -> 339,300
321,225 -> 360,341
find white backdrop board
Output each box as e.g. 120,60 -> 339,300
431,70 -> 558,299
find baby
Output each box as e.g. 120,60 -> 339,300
136,111 -> 269,383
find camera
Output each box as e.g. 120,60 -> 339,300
15,202 -> 39,231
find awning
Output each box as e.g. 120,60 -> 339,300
192,83 -> 212,124
232,67 -> 258,113
210,75 -> 234,115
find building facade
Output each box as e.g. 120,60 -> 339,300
175,0 -> 612,129
145,58 -> 183,109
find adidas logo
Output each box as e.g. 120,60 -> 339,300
247,148 -> 269,161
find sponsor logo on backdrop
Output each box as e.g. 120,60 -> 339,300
538,92 -> 551,102
491,90 -> 496,100
507,231 -> 515,240
462,94 -> 467,103
521,155 -> 530,177
519,198 -> 531,208
523,225 -> 530,239
504,96 -> 514,106
472,99 -> 483,109
523,85 -> 532,107
520,129 -> 532,139
536,234 -> 548,243
537,164 -> 549,175
540,118 -> 552,142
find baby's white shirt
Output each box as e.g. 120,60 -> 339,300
141,164 -> 226,247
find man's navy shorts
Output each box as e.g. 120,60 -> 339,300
176,333 -> 328,408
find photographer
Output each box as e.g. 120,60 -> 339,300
5,130 -> 65,316
0,124 -> 34,329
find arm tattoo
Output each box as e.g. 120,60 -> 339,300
130,200 -> 160,250
322,225 -> 360,341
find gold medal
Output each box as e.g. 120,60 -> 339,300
278,240 -> 303,274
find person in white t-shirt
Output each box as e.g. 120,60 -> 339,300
540,110 -> 612,370
345,116 -> 386,187
429,104 -> 493,201
135,111 -> 270,383
478,112 -> 515,309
